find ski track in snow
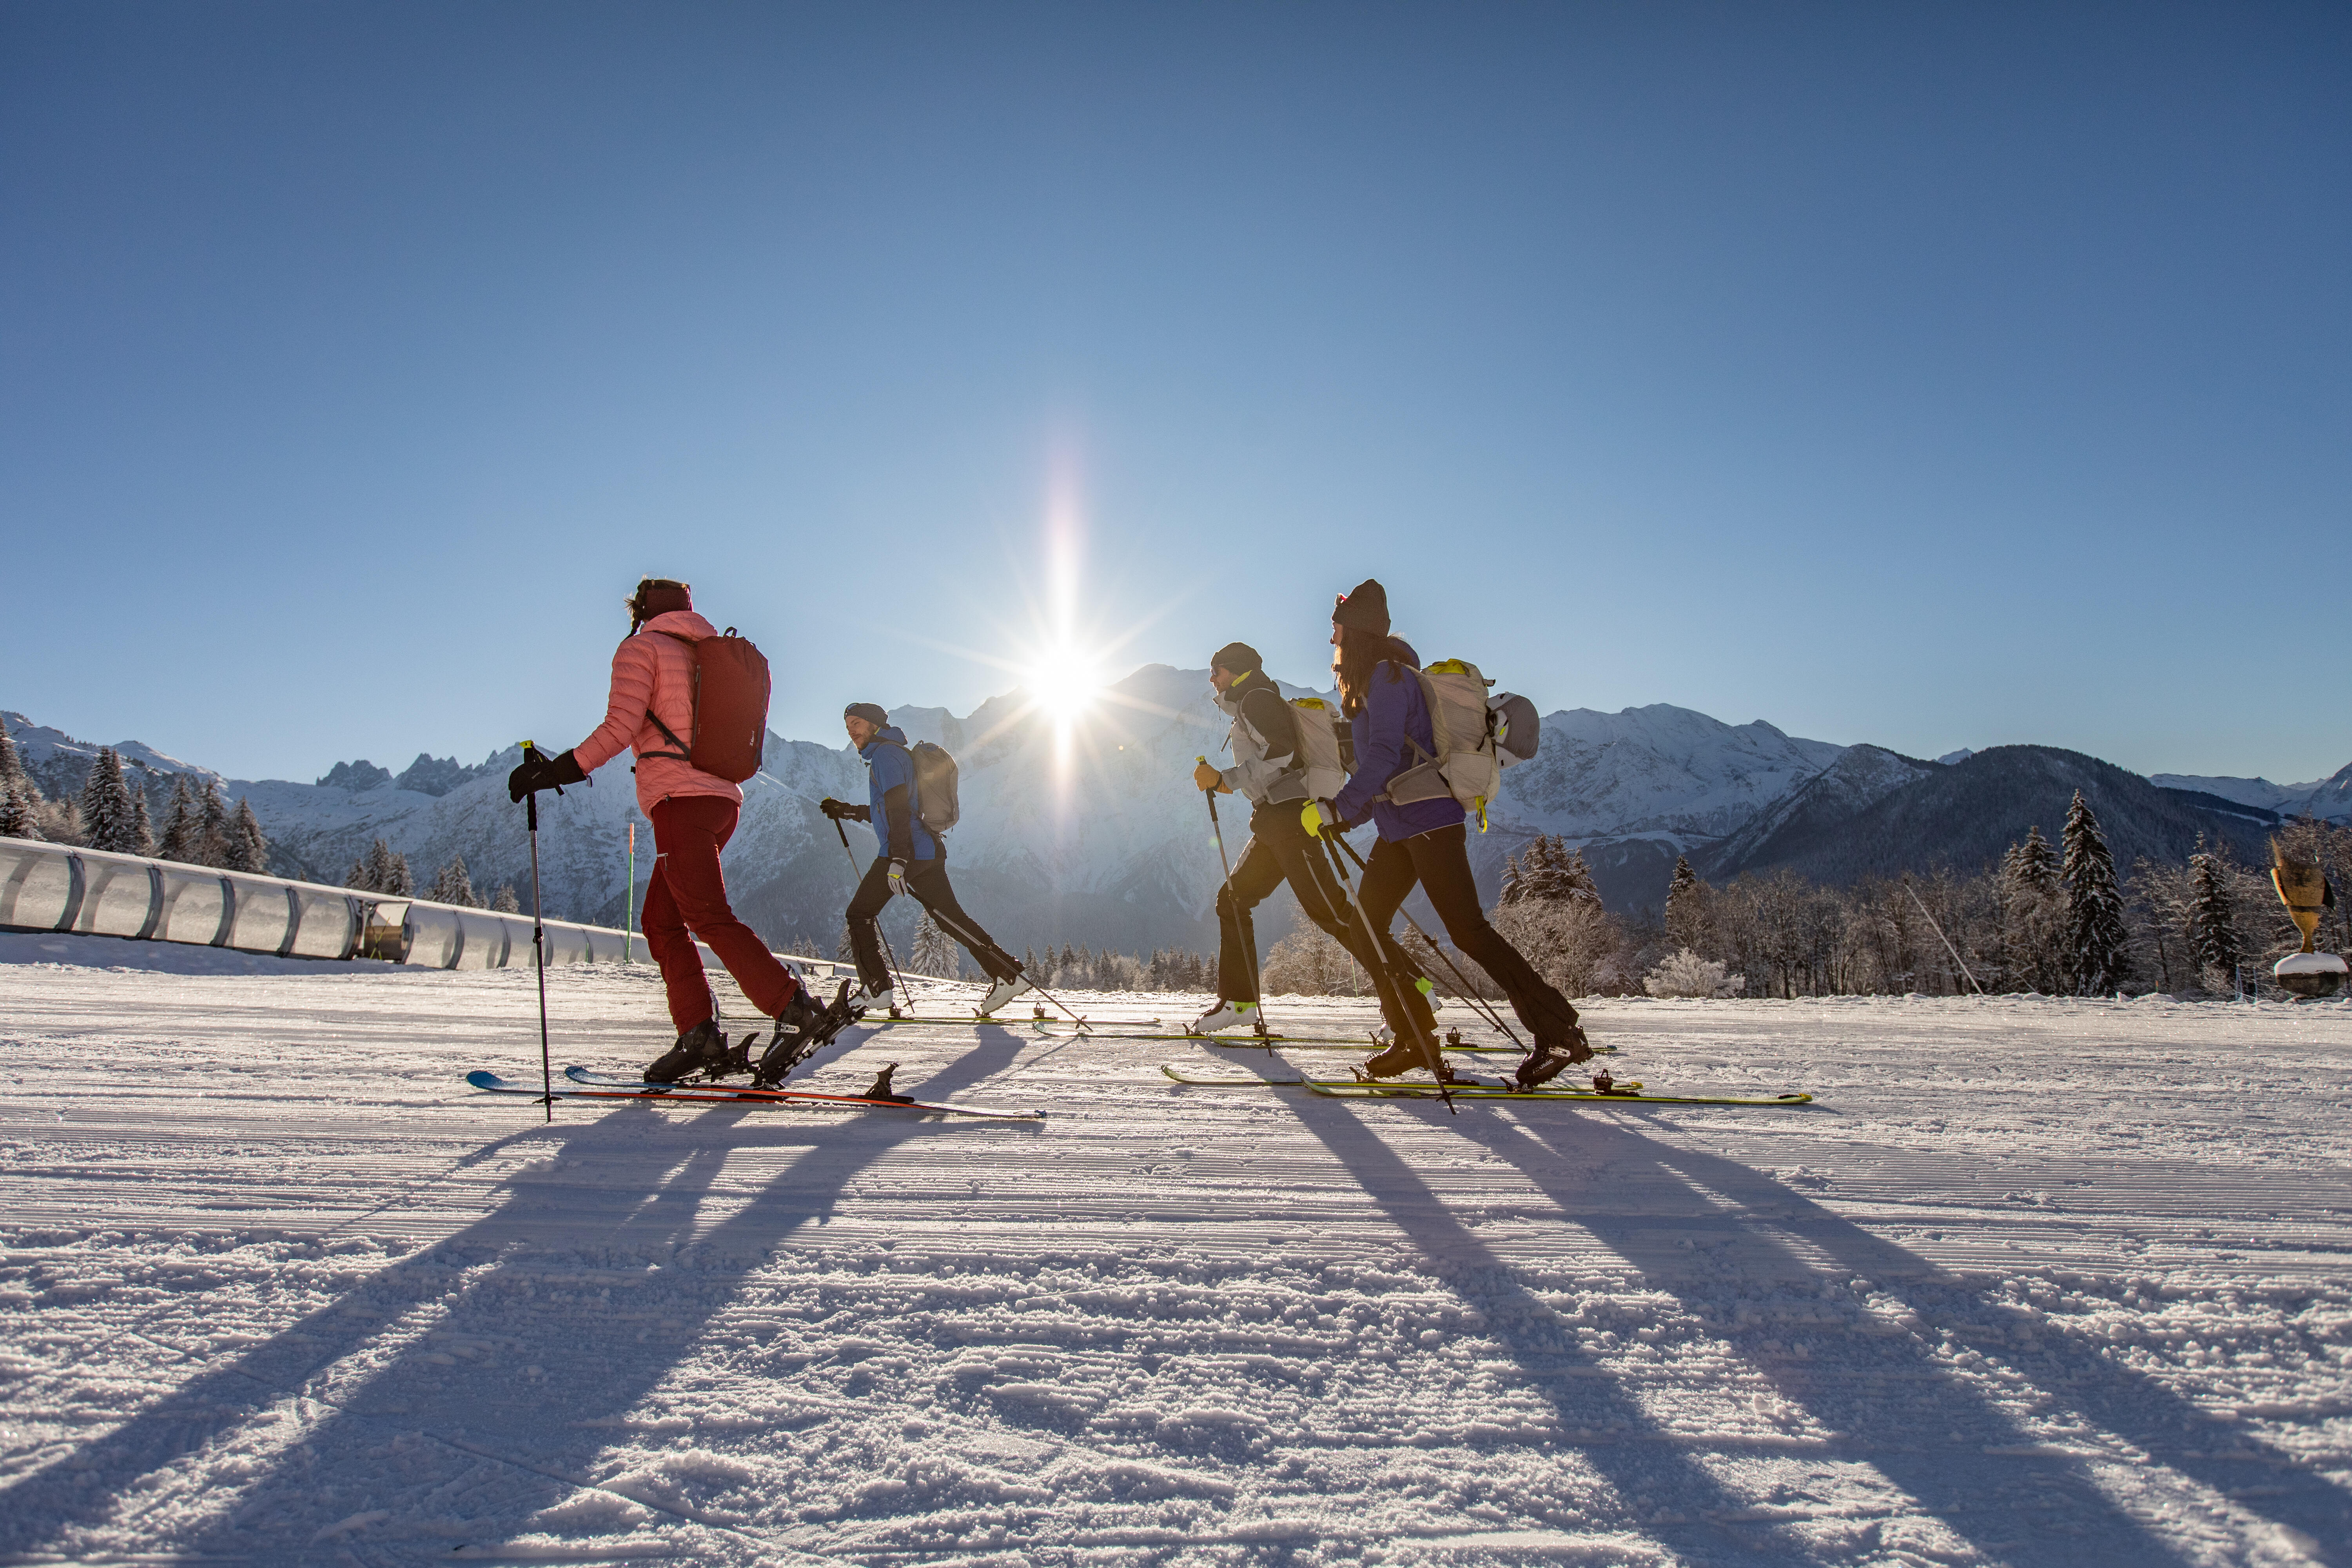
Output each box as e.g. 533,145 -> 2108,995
1,949 -> 2349,1566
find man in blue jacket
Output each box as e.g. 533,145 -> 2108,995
820,702 -> 1033,1016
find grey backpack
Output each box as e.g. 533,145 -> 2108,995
898,740 -> 960,835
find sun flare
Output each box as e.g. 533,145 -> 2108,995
1025,648 -> 1105,725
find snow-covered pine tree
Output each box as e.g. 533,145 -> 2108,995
1512,835 -> 1600,906
1999,825 -> 2064,993
1059,942 -> 1078,977
425,853 -> 475,906
226,799 -> 269,873
2189,849 -> 2239,992
836,921 -> 857,965
1664,856 -> 1710,951
0,726 -> 35,836
79,748 -> 143,854
131,791 -> 157,857
345,857 -> 372,891
493,885 -> 521,913
157,775 -> 201,862
909,910 -> 959,976
2061,790 -> 2130,996
0,775 -> 36,840
196,780 -> 231,867
361,838 -> 412,896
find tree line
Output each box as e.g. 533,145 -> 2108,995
0,729 -> 269,873
1255,791 -> 2347,1003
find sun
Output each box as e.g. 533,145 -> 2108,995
1025,646 -> 1104,725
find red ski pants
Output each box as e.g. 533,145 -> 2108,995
643,795 -> 799,1032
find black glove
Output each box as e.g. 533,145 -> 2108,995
820,797 -> 871,822
508,748 -> 586,802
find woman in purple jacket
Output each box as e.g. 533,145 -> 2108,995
1316,579 -> 1593,1089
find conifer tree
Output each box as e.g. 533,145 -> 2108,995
1664,856 -> 1710,951
425,854 -> 476,906
0,777 -> 36,841
2061,790 -> 2129,995
361,838 -> 412,895
493,885 -> 521,913
2000,825 -> 2064,993
2189,850 -> 2240,991
910,910 -> 959,976
836,921 -> 856,964
0,721 -> 39,840
226,799 -> 269,873
131,791 -> 157,857
345,857 -> 373,891
158,775 -> 201,862
79,748 -> 143,854
196,780 -> 231,867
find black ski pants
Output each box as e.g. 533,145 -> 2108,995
846,854 -> 1022,991
1356,822 -> 1583,1045
1217,800 -> 1432,1036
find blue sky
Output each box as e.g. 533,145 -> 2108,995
5,2 -> 2346,784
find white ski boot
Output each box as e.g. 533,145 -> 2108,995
1187,999 -> 1259,1036
976,975 -> 1035,1016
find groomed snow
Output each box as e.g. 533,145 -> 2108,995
2,941 -> 2349,1565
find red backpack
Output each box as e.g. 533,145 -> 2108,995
643,626 -> 770,783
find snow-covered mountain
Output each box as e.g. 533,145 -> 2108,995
2151,765 -> 2352,824
12,687 -> 2345,950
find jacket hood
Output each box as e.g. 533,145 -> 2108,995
641,609 -> 717,639
859,724 -> 908,757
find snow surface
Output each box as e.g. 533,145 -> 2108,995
3,960 -> 2351,1565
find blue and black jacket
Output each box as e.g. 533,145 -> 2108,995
1330,641 -> 1465,842
858,725 -> 942,861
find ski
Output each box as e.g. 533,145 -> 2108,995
871,1013 -> 1161,1028
1311,1082 -> 1810,1107
466,1069 -> 1043,1120
1161,1064 -> 1641,1092
1201,1038 -> 1614,1056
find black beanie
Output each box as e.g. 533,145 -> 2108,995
1332,578 -> 1390,636
1210,641 -> 1261,678
843,702 -> 888,727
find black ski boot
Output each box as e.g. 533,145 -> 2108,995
754,978 -> 865,1087
1515,1023 -> 1596,1090
645,1019 -> 729,1085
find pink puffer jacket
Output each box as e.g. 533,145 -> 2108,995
573,610 -> 744,814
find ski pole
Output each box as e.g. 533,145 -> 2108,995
910,896 -> 1095,1032
519,740 -> 554,1123
1323,829 -> 1524,1053
1199,760 -> 1274,1047
831,815 -> 911,1013
1311,822 -> 1453,1113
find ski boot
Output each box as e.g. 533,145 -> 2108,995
1515,1024 -> 1596,1090
975,974 -> 1035,1016
645,1019 -> 730,1085
1356,1029 -> 1454,1082
753,979 -> 867,1087
1187,999 -> 1259,1036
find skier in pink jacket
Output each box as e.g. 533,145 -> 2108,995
508,578 -> 830,1083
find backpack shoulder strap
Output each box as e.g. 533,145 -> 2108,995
638,629 -> 695,760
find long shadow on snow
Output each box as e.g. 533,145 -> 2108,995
0,1023 -> 1041,1563
1287,1094 -> 2292,1568
1505,1112 -> 2347,1564
1445,1103 -> 2339,1566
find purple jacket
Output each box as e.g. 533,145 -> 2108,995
1332,653 -> 1465,842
